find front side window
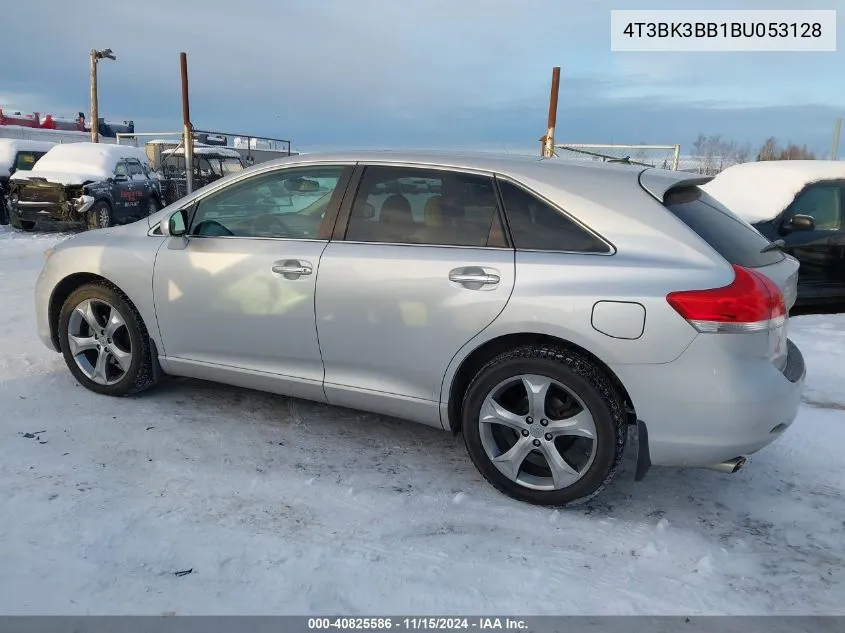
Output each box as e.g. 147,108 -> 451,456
189,165 -> 347,240
785,184 -> 842,230
497,179 -> 610,253
344,166 -> 503,247
114,161 -> 129,178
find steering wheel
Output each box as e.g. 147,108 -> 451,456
252,213 -> 292,237
193,219 -> 234,237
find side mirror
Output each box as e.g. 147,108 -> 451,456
113,174 -> 128,183
781,213 -> 815,234
161,209 -> 187,237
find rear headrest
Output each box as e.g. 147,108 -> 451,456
424,195 -> 443,227
380,194 -> 413,224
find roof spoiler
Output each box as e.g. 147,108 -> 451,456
638,168 -> 713,203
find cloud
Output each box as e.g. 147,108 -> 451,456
1,0 -> 843,154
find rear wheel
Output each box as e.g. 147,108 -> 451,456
461,345 -> 626,506
87,201 -> 112,230
58,283 -> 156,397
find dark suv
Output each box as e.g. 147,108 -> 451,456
8,143 -> 163,231
750,181 -> 843,306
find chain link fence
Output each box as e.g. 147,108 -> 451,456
552,143 -> 744,175
553,144 -> 681,170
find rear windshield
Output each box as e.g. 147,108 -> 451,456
664,187 -> 785,268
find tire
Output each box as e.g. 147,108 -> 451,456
87,201 -> 112,230
10,215 -> 34,231
58,282 -> 156,397
461,345 -> 626,507
0,197 -> 8,225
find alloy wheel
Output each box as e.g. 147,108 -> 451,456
478,374 -> 598,491
66,298 -> 133,386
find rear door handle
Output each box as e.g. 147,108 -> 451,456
271,259 -> 313,279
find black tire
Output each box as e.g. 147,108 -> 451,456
58,282 -> 156,397
461,345 -> 626,507
87,201 -> 112,230
10,215 -> 34,231
0,197 -> 8,225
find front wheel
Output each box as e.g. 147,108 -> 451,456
58,283 -> 156,397
87,201 -> 112,230
0,197 -> 8,225
461,345 -> 626,507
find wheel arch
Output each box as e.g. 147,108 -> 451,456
49,272 -> 126,350
442,332 -> 637,435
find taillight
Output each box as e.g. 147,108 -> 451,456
666,264 -> 786,333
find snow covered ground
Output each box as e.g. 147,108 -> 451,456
0,226 -> 843,616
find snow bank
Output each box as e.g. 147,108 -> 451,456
0,139 -> 57,173
701,160 -> 845,224
9,142 -> 150,185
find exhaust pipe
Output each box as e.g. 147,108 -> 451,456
707,456 -> 747,474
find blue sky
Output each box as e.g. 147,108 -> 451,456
2,0 -> 843,155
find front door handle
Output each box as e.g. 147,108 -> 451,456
271,259 -> 313,279
449,266 -> 501,289
449,272 -> 500,284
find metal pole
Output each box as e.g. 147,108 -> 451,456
672,144 -> 681,171
180,52 -> 193,194
832,117 -> 841,160
90,50 -> 99,143
542,66 -> 561,158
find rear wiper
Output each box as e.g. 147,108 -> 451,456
761,239 -> 785,253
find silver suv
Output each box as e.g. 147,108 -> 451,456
34,151 -> 806,506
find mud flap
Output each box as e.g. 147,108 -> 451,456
634,419 -> 651,481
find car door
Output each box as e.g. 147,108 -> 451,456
152,163 -> 355,402
111,160 -> 133,217
777,182 -> 843,299
314,164 -> 516,426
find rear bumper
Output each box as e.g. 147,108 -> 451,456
614,336 -> 805,468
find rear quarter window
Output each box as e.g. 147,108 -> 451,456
664,187 -> 785,268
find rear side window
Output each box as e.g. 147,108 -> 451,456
497,179 -> 610,253
664,188 -> 785,268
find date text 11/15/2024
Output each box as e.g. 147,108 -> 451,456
308,617 -> 528,630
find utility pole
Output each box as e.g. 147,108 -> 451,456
89,48 -> 116,143
180,52 -> 194,194
540,66 -> 561,158
832,117 -> 842,160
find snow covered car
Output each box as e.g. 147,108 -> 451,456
0,139 -> 55,225
702,160 -> 845,307
157,145 -> 245,203
8,143 -> 162,231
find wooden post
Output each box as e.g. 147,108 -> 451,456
90,50 -> 99,143
180,52 -> 193,194
542,67 -> 561,158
